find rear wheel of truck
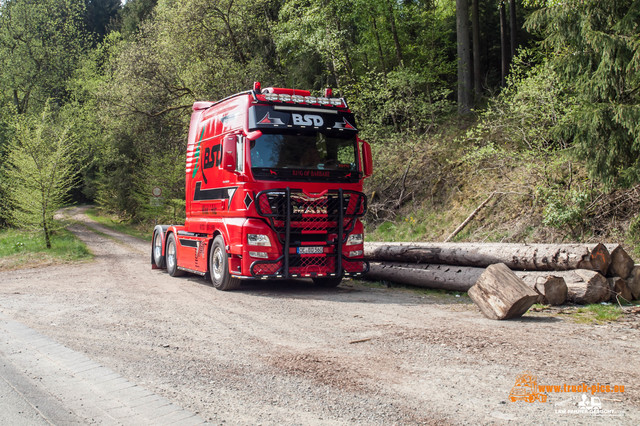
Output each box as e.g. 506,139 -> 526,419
166,233 -> 184,277
153,230 -> 165,268
210,236 -> 241,291
312,277 -> 342,288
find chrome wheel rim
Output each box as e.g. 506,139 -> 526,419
154,233 -> 162,260
167,240 -> 176,270
212,246 -> 223,281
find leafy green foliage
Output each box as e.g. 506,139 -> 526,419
526,0 -> 640,188
628,215 -> 640,258
3,105 -> 81,248
0,0 -> 87,114
465,50 -> 573,153
0,0 -> 636,253
537,186 -> 590,239
84,0 -> 122,43
119,0 -> 158,39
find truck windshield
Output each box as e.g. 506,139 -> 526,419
250,132 -> 357,179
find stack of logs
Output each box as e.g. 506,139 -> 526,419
364,242 -> 639,306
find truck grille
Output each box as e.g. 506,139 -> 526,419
256,189 -> 366,243
252,189 -> 368,279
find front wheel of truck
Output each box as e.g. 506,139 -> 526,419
210,236 -> 241,291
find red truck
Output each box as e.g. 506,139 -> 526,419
151,82 -> 372,290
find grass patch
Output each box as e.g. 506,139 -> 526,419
0,226 -> 92,270
85,208 -> 149,240
564,304 -> 624,324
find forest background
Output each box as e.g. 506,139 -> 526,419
0,0 -> 639,254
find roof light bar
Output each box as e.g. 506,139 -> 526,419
261,92 -> 344,108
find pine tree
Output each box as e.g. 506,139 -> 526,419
526,0 -> 640,187
4,105 -> 80,248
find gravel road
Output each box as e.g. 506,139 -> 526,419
1,206 -> 639,424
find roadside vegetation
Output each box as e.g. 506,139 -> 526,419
0,226 -> 91,270
0,0 -> 638,258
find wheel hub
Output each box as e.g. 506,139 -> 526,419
212,247 -> 223,281
167,241 -> 176,270
154,233 -> 162,260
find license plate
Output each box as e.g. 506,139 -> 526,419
297,246 -> 323,254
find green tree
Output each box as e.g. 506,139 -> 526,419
4,105 -> 81,248
0,102 -> 16,228
85,0 -> 122,43
526,0 -> 640,187
86,0 -> 280,219
0,0 -> 87,114
119,0 -> 158,38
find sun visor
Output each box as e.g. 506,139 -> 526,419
248,105 -> 357,132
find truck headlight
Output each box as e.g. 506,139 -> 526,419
346,233 -> 363,246
247,234 -> 271,247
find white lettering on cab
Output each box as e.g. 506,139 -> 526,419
292,114 -> 324,127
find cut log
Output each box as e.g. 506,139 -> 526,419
366,263 -> 568,305
607,277 -> 633,303
605,244 -> 635,279
628,265 -> 640,300
365,262 -> 482,292
364,242 -> 611,274
513,272 -> 567,306
468,263 -> 539,320
550,270 -> 610,304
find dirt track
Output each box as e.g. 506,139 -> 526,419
1,206 -> 639,424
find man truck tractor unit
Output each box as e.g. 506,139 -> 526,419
151,82 -> 373,290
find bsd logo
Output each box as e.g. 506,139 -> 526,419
292,114 -> 323,127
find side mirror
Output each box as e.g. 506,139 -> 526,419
361,140 -> 373,177
222,134 -> 237,172
246,130 -> 263,141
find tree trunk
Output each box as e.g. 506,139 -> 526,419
456,0 -> 473,114
366,262 -> 481,292
499,1 -> 508,86
554,270 -> 609,304
605,244 -> 635,278
627,265 -> 640,300
370,14 -> 387,73
385,0 -> 403,66
607,277 -> 633,303
509,0 -> 517,60
364,242 -> 611,274
469,263 -> 539,320
514,272 -> 567,306
471,0 -> 482,97
366,261 -> 567,305
445,192 -> 495,242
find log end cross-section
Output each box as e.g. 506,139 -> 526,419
605,245 -> 635,279
628,265 -> 640,300
469,263 -> 539,320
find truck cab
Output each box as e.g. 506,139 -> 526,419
152,83 -> 372,290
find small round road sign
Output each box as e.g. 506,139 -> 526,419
152,187 -> 162,198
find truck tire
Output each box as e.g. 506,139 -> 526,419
166,233 -> 184,277
312,277 -> 342,288
210,235 -> 241,291
153,230 -> 165,269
